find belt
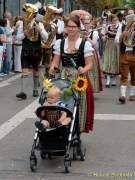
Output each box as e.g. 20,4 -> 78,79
14,44 -> 22,46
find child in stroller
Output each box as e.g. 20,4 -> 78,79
35,86 -> 71,132
30,78 -> 86,173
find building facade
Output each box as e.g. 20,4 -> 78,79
0,0 -> 72,17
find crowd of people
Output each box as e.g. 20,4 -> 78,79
0,2 -> 135,132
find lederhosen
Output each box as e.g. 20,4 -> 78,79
60,39 -> 94,133
120,25 -> 135,86
21,35 -> 42,70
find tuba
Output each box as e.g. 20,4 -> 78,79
41,5 -> 59,49
22,3 -> 39,42
123,15 -> 135,47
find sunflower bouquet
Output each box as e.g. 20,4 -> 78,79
73,76 -> 88,92
62,76 -> 88,98
42,76 -> 88,99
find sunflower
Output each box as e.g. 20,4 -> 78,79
74,76 -> 88,92
43,78 -> 53,90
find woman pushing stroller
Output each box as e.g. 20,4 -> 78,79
49,15 -> 94,133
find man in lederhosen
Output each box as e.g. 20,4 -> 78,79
16,3 -> 48,100
118,9 -> 135,104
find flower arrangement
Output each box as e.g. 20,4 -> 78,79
43,76 -> 88,98
43,78 -> 53,90
73,76 -> 88,92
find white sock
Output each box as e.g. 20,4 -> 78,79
120,85 -> 127,97
129,86 -> 135,96
106,75 -> 110,85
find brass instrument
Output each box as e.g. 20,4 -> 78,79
22,3 -> 39,42
42,5 -> 59,49
123,15 -> 135,47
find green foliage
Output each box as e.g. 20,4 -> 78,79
78,0 -> 125,10
127,0 -> 135,8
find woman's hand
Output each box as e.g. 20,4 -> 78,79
77,66 -> 85,75
49,66 -> 56,75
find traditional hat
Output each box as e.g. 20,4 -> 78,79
22,3 -> 38,13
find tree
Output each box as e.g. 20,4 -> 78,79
78,0 -> 124,10
127,0 -> 135,8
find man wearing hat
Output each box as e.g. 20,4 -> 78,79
16,3 -> 48,99
53,8 -> 65,40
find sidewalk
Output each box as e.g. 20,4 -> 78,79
0,71 -> 21,82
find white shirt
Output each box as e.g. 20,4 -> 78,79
53,37 -> 94,57
13,20 -> 23,44
5,19 -> 14,44
56,19 -> 65,34
16,21 -> 48,42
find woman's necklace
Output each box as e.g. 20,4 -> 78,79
67,38 -> 77,53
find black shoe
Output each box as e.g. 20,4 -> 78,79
119,96 -> 126,104
105,84 -> 110,88
111,84 -> 117,87
35,121 -> 46,132
33,90 -> 39,97
16,92 -> 27,100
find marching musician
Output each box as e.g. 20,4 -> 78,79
118,9 -> 135,104
16,3 -> 48,100
53,8 -> 65,40
41,6 -> 61,77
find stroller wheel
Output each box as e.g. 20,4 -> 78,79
30,155 -> 37,172
40,151 -> 47,160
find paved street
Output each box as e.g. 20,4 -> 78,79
0,74 -> 135,180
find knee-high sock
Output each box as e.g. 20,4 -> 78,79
120,85 -> 127,97
129,86 -> 135,96
106,75 -> 110,85
21,75 -> 28,92
111,75 -> 116,85
33,75 -> 39,91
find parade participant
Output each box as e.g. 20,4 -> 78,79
16,3 -> 48,99
53,8 -> 65,40
82,15 -> 103,93
102,14 -> 120,87
35,86 -> 71,131
49,15 -> 94,133
41,5 -> 60,77
118,9 -> 135,104
101,6 -> 111,22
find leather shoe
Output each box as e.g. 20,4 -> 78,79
16,92 -> 27,100
119,96 -> 126,104
129,95 -> 135,101
105,84 -> 110,88
33,90 -> 39,97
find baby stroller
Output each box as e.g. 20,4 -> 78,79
29,78 -> 86,173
